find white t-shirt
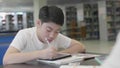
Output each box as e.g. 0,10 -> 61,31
10,27 -> 71,52
101,32 -> 120,68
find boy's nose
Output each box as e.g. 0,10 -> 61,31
49,32 -> 55,38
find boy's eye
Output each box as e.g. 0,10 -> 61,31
46,27 -> 60,33
46,27 -> 52,32
47,28 -> 51,32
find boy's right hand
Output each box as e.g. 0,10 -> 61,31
39,46 -> 58,59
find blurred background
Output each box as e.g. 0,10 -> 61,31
0,0 -> 119,54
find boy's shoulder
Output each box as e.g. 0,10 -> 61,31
19,27 -> 36,33
17,27 -> 36,37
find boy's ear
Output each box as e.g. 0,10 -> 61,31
36,19 -> 42,26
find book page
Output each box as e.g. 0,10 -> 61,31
60,65 -> 101,68
72,53 -> 100,60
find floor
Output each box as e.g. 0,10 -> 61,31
0,37 -> 115,55
80,40 -> 115,54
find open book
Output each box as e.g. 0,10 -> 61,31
60,65 -> 101,68
73,53 -> 100,60
37,53 -> 99,65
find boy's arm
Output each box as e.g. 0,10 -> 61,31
59,39 -> 85,54
3,46 -> 57,65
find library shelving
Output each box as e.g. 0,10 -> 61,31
17,14 -> 23,30
84,3 -> 99,40
106,0 -> 120,40
65,6 -> 80,40
6,15 -> 15,31
26,12 -> 34,28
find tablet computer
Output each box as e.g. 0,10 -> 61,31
38,53 -> 71,61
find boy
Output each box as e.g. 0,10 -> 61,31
3,6 -> 85,65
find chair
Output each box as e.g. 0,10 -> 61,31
0,35 -> 14,65
0,36 -> 14,43
0,45 -> 9,65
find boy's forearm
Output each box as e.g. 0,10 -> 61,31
59,44 -> 85,54
3,51 -> 40,65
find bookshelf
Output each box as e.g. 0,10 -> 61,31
84,3 -> 99,40
5,15 -> 15,31
59,1 -> 120,41
26,12 -> 34,28
65,6 -> 80,40
106,1 -> 120,40
17,14 -> 23,30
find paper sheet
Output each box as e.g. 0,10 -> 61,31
60,65 -> 101,68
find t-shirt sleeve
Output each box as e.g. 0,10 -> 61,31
56,33 -> 71,49
10,30 -> 27,51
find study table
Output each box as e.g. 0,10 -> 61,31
0,58 -> 100,68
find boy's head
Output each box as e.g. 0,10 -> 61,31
37,6 -> 64,43
39,6 -> 64,26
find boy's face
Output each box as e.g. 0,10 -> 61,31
36,21 -> 61,43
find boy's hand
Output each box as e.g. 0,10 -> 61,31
40,46 -> 58,59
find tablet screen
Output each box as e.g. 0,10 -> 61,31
39,53 -> 71,61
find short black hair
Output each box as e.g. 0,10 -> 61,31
39,6 -> 64,26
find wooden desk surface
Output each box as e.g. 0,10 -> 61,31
2,62 -> 60,68
0,58 -> 100,68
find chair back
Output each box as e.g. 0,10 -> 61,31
0,45 -> 9,65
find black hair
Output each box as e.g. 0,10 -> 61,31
39,6 -> 64,26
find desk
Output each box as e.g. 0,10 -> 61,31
2,62 -> 60,68
0,58 -> 100,68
